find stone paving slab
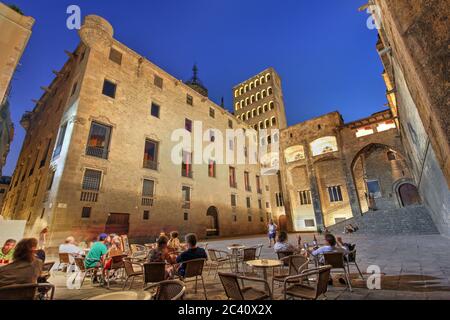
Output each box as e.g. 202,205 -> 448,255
49,233 -> 450,300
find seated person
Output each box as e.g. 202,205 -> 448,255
273,231 -> 296,253
167,231 -> 181,252
148,235 -> 174,279
59,236 -> 84,258
308,233 -> 348,265
175,233 -> 207,277
84,233 -> 110,283
0,238 -> 43,287
0,239 -> 16,264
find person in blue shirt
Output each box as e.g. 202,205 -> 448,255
309,233 -> 348,265
176,233 -> 207,277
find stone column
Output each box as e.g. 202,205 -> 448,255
304,141 -> 324,229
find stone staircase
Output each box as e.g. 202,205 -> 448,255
327,205 -> 439,235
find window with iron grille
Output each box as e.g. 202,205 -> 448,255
82,169 -> 102,191
154,75 -> 163,89
151,102 -> 160,118
109,48 -> 122,65
102,79 -> 116,98
181,151 -> 193,178
304,219 -> 315,227
81,207 -> 91,218
143,210 -> 150,220
327,186 -> 343,202
53,123 -> 68,158
275,193 -> 284,207
143,139 -> 158,170
299,190 -> 312,205
142,179 -> 154,206
186,94 -> 193,106
86,122 -> 111,159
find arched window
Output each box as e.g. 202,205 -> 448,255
244,84 -> 249,92
269,101 -> 274,110
265,119 -> 270,128
256,92 -> 261,101
267,135 -> 272,144
254,124 -> 258,130
265,73 -> 271,82
259,121 -> 264,129
251,95 -> 255,103
239,87 -> 243,95
271,117 -> 276,126
249,83 -> 254,90
246,111 -> 251,119
237,115 -> 241,120
235,102 -> 239,110
255,79 -> 260,86
234,90 -> 239,98
245,98 -> 249,106
263,104 -> 268,112
262,90 -> 267,98
257,106 -> 262,115
240,101 -> 244,108
310,136 -> 338,156
251,108 -> 256,117
273,133 -> 279,142
241,113 -> 246,121
260,76 -> 265,84
268,87 -> 273,95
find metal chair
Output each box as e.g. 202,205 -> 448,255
143,262 -> 166,287
144,280 -> 186,300
0,283 -> 55,300
276,251 -> 294,266
240,247 -> 257,274
73,256 -> 99,288
273,255 -> 309,290
323,252 -> 352,291
219,272 -> 272,300
177,258 -> 207,300
346,248 -> 364,280
283,265 -> 332,300
253,244 -> 264,259
122,258 -> 144,289
207,249 -> 232,278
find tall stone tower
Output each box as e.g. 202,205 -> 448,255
232,68 -> 288,229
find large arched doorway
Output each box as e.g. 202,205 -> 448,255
398,183 -> 421,207
206,206 -> 219,236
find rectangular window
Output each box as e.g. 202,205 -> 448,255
143,139 -> 158,170
228,120 -> 233,129
82,169 -> 102,191
39,139 -> 52,168
248,214 -> 252,222
142,179 -> 154,197
208,160 -> 216,178
185,119 -> 192,132
266,202 -> 270,209
86,122 -> 111,159
367,180 -> 382,198
327,186 -> 343,202
102,79 -> 117,98
299,190 -> 312,205
184,212 -> 189,221
154,75 -> 163,89
304,219 -> 315,227
151,102 -> 160,118
229,167 -> 237,188
246,197 -> 251,208
182,186 -> 191,209
81,207 -> 91,218
258,199 -> 262,210
209,108 -> 215,118
231,194 -> 237,207
232,215 -> 237,222
244,171 -> 251,192
182,151 -> 193,178
186,94 -> 193,106
209,130 -> 215,142
275,193 -> 284,207
143,210 -> 150,220
53,123 -> 68,158
109,48 -> 122,65
256,176 -> 262,194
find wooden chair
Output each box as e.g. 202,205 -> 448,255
0,283 -> 55,300
283,265 -> 332,300
143,262 -> 166,287
323,252 -> 352,291
57,253 -> 73,273
177,258 -> 207,299
273,255 -> 309,290
219,272 -> 272,300
144,280 -> 186,300
207,249 -> 232,278
122,258 -> 144,289
73,256 -> 99,288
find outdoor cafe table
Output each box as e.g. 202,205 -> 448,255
246,259 -> 283,284
87,291 -> 152,300
227,245 -> 246,273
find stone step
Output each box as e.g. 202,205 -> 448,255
327,205 -> 439,235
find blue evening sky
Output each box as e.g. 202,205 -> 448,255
3,0 -> 386,176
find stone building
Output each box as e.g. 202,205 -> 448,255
369,0 -> 450,236
0,3 -> 34,174
1,15 -> 267,248
0,176 -> 11,209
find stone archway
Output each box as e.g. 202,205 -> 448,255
206,206 -> 219,236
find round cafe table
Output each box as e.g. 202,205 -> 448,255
227,245 -> 246,273
246,259 -> 283,284
87,291 -> 152,300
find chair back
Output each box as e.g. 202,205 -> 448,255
0,284 -> 39,300
207,249 -> 219,262
143,262 -> 166,283
323,252 -> 345,269
42,261 -> 55,273
289,255 -> 308,276
59,253 -> 70,264
74,256 -> 86,271
277,251 -> 294,266
218,273 -> 244,300
242,248 -> 257,262
254,244 -> 264,259
152,280 -> 186,300
315,266 -> 332,298
123,258 -> 136,276
184,258 -> 206,278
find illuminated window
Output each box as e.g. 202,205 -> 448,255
310,136 -> 338,156
377,120 -> 396,132
356,126 -> 374,138
284,145 -> 305,163
86,122 -> 111,159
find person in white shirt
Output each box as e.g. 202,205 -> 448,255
267,219 -> 278,248
59,236 -> 84,269
308,233 -> 348,265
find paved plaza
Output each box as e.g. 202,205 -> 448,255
49,233 -> 450,300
